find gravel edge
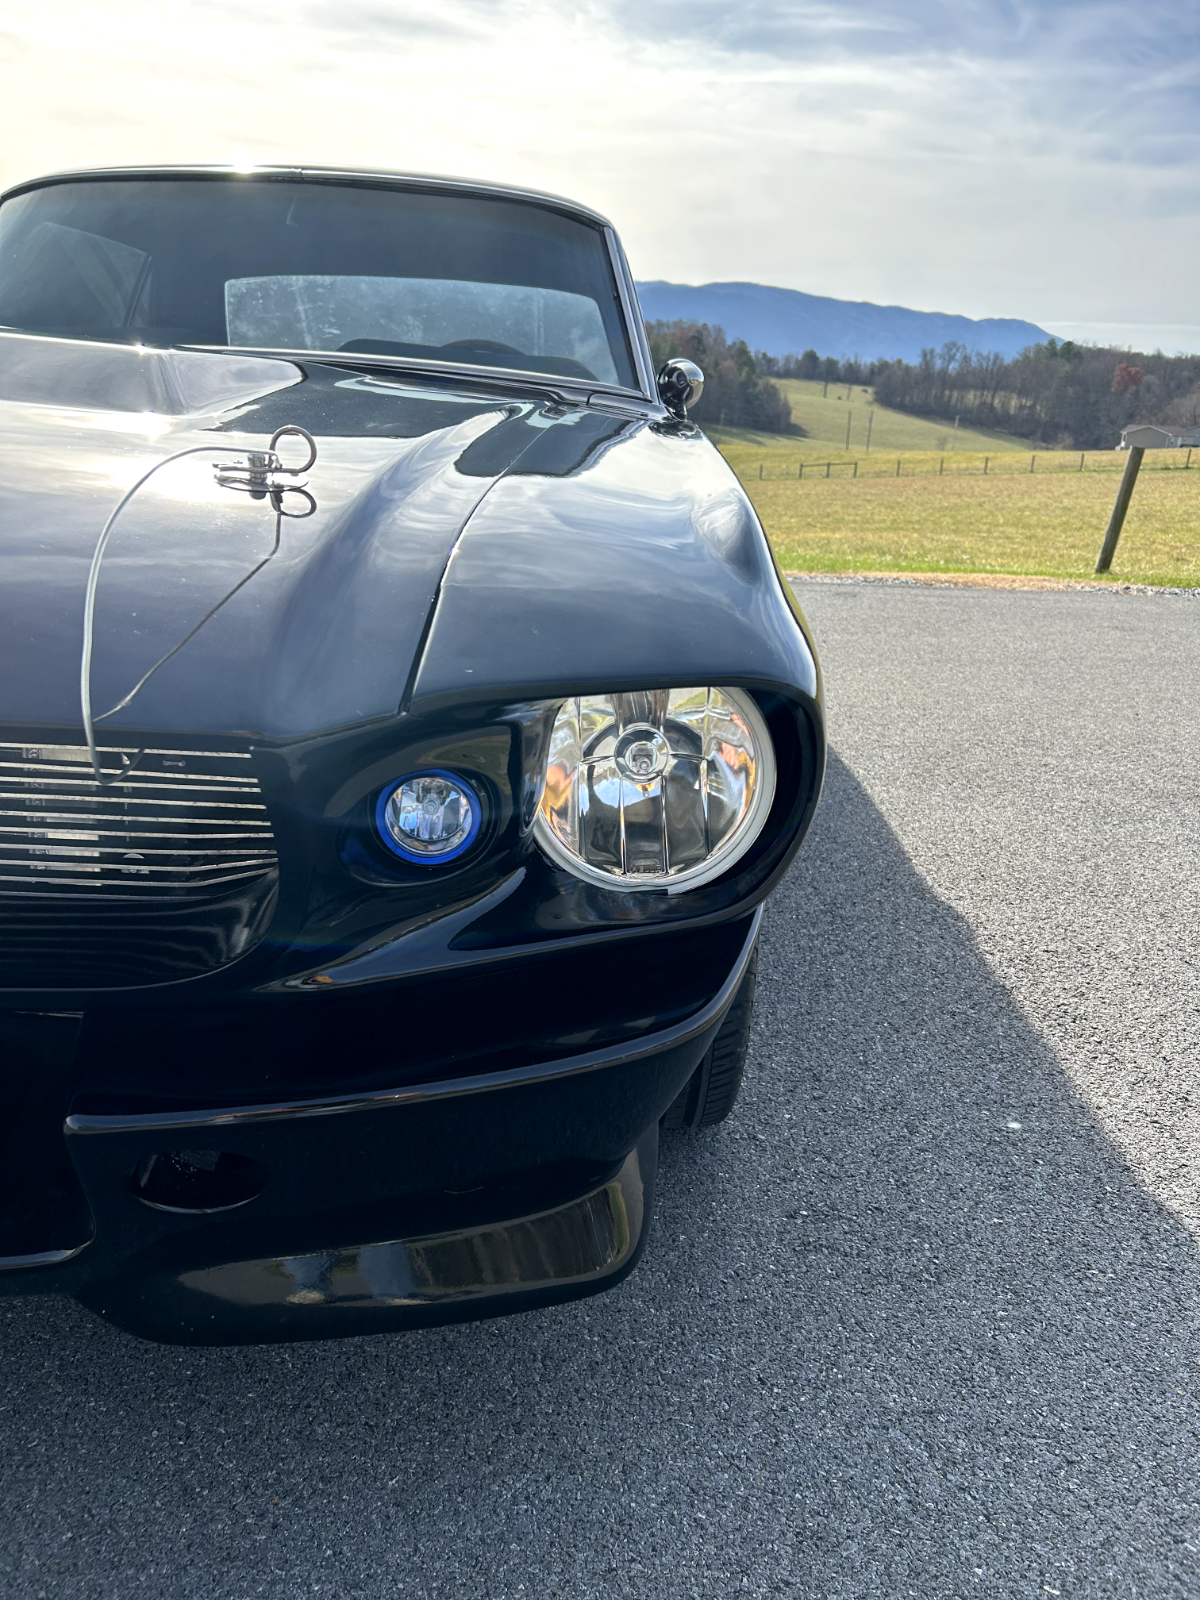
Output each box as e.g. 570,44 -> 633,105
786,569 -> 1200,597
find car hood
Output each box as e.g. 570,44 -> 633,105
0,332 -> 815,744
0,335 -> 585,738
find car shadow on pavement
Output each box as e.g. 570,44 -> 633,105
2,752 -> 1198,1600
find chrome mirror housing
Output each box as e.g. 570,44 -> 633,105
656,358 -> 704,418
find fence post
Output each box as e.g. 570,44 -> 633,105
825,461 -> 831,478
939,457 -> 944,476
853,460 -> 858,478
1030,454 -> 1035,473
896,459 -> 901,478
1095,447 -> 1144,573
1079,453 -> 1085,471
866,411 -> 874,452
798,460 -> 804,479
1187,449 -> 1193,470
983,456 -> 988,475
845,408 -> 852,452
759,463 -> 763,479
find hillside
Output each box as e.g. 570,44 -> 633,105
708,379 -> 1028,469
636,281 -> 1049,363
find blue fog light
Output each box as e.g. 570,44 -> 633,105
375,770 -> 482,864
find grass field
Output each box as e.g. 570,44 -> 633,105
737,462 -> 1200,586
706,384 -> 1200,587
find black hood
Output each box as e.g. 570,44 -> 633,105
0,336 -> 568,738
0,332 -> 815,744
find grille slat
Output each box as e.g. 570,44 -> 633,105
0,868 -> 274,890
0,741 -> 279,986
0,777 -> 265,794
0,780 -> 266,801
0,827 -> 273,842
0,742 -> 278,900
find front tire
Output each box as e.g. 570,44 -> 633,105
662,942 -> 758,1130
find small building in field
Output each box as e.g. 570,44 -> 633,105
1120,423 -> 1200,449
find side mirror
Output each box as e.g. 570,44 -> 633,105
656,358 -> 704,418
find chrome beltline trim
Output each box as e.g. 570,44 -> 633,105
185,346 -> 655,409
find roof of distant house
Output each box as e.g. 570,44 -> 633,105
1121,423 -> 1200,448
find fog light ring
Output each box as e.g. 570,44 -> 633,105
375,768 -> 483,864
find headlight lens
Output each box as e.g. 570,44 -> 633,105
534,687 -> 775,892
376,770 -> 482,863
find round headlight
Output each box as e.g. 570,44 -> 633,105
376,770 -> 482,863
534,687 -> 775,892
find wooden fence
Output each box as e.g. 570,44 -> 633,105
747,450 -> 1195,483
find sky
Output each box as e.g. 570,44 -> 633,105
1,0 -> 1197,351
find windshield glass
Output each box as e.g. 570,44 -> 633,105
0,177 -> 637,387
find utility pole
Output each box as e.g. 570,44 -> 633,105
1095,447 -> 1144,573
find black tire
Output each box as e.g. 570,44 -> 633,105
662,941 -> 758,1130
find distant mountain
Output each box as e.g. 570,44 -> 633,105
635,281 -> 1050,364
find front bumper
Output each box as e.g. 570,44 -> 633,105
0,912 -> 757,1344
65,1135 -> 657,1346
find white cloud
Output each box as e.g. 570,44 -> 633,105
1,0 -> 1196,339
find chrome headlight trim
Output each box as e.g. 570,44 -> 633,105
533,687 -> 776,894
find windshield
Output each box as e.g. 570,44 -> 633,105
0,177 -> 638,388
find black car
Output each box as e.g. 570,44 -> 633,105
0,165 -> 823,1344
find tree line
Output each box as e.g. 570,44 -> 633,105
760,340 -> 1200,451
757,348 -> 876,385
871,341 -> 1200,449
646,321 -> 793,433
648,320 -> 1200,449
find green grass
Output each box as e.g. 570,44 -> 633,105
705,383 -> 1200,586
707,378 -> 1027,465
732,458 -> 1200,587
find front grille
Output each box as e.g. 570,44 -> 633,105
0,742 -> 278,987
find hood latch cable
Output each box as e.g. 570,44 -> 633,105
80,425 -> 317,784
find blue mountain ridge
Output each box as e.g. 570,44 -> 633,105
635,281 -> 1049,364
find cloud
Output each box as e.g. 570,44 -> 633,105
0,0 -> 1196,340
604,0 -> 1198,68
297,0 -> 493,45
596,0 -> 1200,168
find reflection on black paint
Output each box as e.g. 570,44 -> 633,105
212,362 -> 503,440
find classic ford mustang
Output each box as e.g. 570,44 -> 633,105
0,165 -> 823,1343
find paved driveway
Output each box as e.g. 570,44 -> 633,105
4,582 -> 1199,1599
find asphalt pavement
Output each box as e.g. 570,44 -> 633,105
4,581 -> 1199,1600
